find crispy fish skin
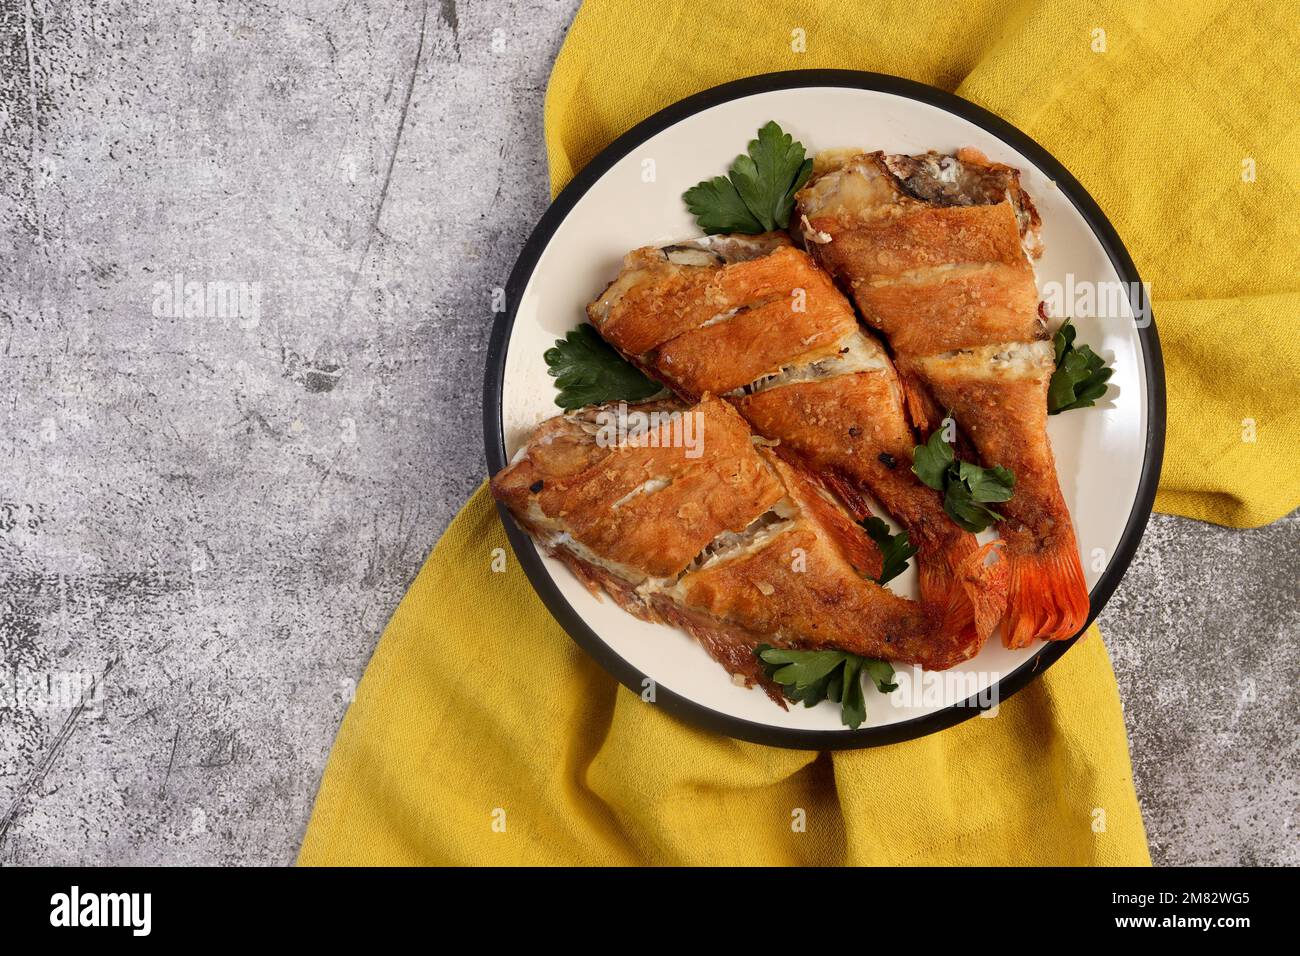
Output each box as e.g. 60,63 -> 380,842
491,396 -> 1000,697
799,151 -> 1044,353
797,148 -> 1088,646
493,397 -> 783,580
585,236 -> 1005,652
589,237 -> 803,356
910,343 -> 1087,647
654,290 -> 857,398
855,261 -> 1042,355
735,369 -> 982,625
679,453 -> 1001,670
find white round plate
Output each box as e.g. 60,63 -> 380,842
483,71 -> 1163,748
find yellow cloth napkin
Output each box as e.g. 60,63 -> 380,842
299,0 -> 1299,866
299,489 -> 1147,864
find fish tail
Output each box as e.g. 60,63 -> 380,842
916,528 -> 976,609
918,534 -> 1008,665
1003,542 -> 1089,648
951,540 -> 1010,646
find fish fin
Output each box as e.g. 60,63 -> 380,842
818,469 -> 874,522
898,367 -> 985,460
899,368 -> 939,436
650,596 -> 790,708
953,540 -> 1010,646
916,536 -> 1008,668
917,529 -> 976,610
1003,544 -> 1089,647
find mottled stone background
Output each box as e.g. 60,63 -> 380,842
0,0 -> 1294,866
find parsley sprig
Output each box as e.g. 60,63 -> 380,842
860,516 -> 918,586
912,424 -> 1015,533
543,325 -> 662,410
1048,319 -> 1112,414
683,121 -> 813,234
755,646 -> 898,730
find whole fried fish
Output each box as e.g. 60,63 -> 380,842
491,395 -> 1004,703
796,148 -> 1087,647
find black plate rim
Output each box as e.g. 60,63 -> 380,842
482,68 -> 1165,750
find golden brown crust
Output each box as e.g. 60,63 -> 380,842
586,235 -> 984,581
589,244 -> 833,357
808,203 -> 1028,277
799,148 -> 1042,258
494,396 -> 783,579
490,414 -> 615,518
770,447 -> 880,579
675,452 -> 989,670
797,148 -> 1085,647
679,526 -> 973,669
653,279 -> 857,398
851,262 -> 1043,354
492,397 -> 1001,675
549,400 -> 781,579
949,147 -> 1043,257
583,235 -> 1002,654
734,371 -> 969,576
796,152 -> 1045,354
911,348 -> 1087,643
913,350 -> 1070,556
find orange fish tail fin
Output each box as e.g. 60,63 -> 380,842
917,529 -> 975,609
951,540 -> 1010,646
919,535 -> 1008,665
1003,542 -> 1089,648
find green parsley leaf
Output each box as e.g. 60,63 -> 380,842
910,427 -> 955,491
1048,319 -> 1113,414
729,121 -> 814,232
683,121 -> 813,235
956,459 -> 1015,504
543,325 -> 662,410
912,422 -> 1016,533
860,515 -> 918,586
760,647 -> 846,691
1052,319 -> 1076,362
862,659 -> 899,694
943,480 -> 1005,533
839,656 -> 866,730
683,175 -> 764,234
755,645 -> 896,730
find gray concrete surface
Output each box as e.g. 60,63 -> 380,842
0,0 -> 1294,867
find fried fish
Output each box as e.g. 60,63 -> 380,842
586,234 -> 1007,652
796,148 -> 1088,647
491,395 -> 1004,702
